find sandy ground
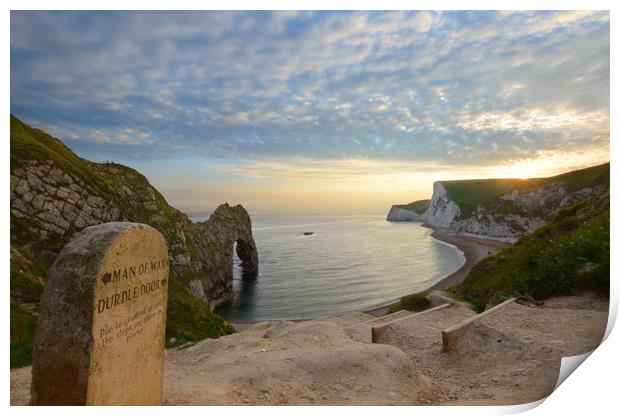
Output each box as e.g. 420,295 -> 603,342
425,225 -> 511,289
11,292 -> 608,406
376,292 -> 608,405
163,318 -> 431,405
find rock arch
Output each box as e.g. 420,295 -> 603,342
235,237 -> 258,278
189,203 -> 259,308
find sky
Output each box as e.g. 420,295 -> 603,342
10,11 -> 610,215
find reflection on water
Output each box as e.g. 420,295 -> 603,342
188,214 -> 465,321
236,268 -> 258,310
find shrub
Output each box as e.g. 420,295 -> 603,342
10,303 -> 38,368
451,191 -> 609,307
165,277 -> 235,348
389,292 -> 431,313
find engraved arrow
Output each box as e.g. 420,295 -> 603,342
101,272 -> 112,286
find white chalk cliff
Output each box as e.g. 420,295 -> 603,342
387,167 -> 609,242
386,206 -> 425,222
424,182 -> 461,229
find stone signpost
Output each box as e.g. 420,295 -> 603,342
30,222 -> 169,405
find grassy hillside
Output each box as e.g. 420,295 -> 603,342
449,189 -> 609,311
10,115 -> 235,367
11,115 -> 116,199
441,163 -> 610,217
394,199 -> 431,214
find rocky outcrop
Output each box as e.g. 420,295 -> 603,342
10,115 -> 257,313
427,182 -> 606,242
425,182 -> 461,228
386,199 -> 430,222
11,160 -> 121,237
386,206 -> 425,222
185,204 -> 258,308
387,164 -> 610,242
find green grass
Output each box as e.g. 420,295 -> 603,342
10,246 -> 48,304
442,179 -> 528,217
450,190 -> 610,310
10,115 -> 116,199
10,303 -> 38,368
551,163 -> 611,192
388,291 -> 432,314
441,163 -> 610,218
185,233 -> 199,261
10,115 -> 237,365
11,270 -> 45,304
9,267 -> 237,366
10,217 -> 39,243
165,277 -> 236,348
395,199 -> 431,215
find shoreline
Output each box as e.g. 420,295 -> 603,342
227,223 -> 512,328
363,224 -> 510,316
424,224 -> 510,290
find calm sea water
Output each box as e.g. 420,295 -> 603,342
188,214 -> 465,321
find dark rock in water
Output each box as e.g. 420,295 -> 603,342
192,203 -> 259,307
303,232 -> 314,236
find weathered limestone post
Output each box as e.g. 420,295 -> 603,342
30,222 -> 169,405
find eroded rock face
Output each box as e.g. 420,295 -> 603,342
11,160 -> 121,238
11,140 -> 257,311
183,203 -> 258,308
434,182 -> 606,241
386,206 -> 425,222
387,179 -> 607,242
425,182 -> 461,229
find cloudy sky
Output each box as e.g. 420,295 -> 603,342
11,11 -> 609,214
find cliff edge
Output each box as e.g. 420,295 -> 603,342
387,163 -> 610,241
10,115 -> 257,366
386,199 -> 430,221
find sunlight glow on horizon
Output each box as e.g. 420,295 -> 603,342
143,146 -> 610,216
11,11 -> 610,215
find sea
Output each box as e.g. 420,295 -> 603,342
187,214 -> 465,321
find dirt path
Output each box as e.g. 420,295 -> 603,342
163,319 -> 430,405
10,293 -> 608,405
375,293 -> 608,405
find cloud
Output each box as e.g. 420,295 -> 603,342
10,10 -> 609,169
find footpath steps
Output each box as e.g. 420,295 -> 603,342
371,304 -> 452,343
10,294 -> 609,405
441,298 -> 516,352
371,304 -> 476,362
341,310 -> 413,343
368,298 -> 518,352
348,309 -> 410,327
320,297 -> 520,354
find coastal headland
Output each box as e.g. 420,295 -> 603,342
10,117 -> 609,406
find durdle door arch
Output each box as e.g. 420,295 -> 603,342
30,222 -> 169,405
235,237 -> 259,279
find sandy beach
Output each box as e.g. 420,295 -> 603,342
364,224 -> 511,316
425,225 -> 511,289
